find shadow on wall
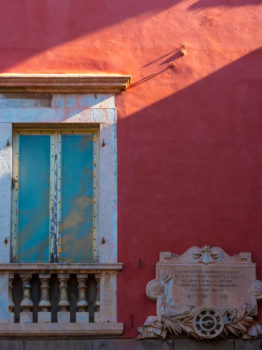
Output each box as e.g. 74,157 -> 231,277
0,0 -> 260,71
117,47 -> 262,337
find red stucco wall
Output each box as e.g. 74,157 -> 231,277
1,0 -> 262,337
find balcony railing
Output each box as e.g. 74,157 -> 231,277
0,263 -> 123,337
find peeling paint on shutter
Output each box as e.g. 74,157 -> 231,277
12,128 -> 97,263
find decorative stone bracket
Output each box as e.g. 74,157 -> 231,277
138,246 -> 262,340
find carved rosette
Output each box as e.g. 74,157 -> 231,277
138,246 -> 262,340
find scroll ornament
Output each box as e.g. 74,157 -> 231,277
138,247 -> 262,340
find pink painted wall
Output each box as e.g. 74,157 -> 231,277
1,0 -> 262,337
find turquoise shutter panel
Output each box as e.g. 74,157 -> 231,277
60,134 -> 96,263
16,135 -> 50,262
13,130 -> 97,263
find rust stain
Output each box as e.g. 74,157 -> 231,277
61,196 -> 93,231
60,229 -> 93,263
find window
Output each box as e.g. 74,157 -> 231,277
12,127 -> 98,263
0,74 -> 130,333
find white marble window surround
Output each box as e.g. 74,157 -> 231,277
0,93 -> 118,265
0,73 -> 131,335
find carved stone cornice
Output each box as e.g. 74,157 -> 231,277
0,74 -> 131,93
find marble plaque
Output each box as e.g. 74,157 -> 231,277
139,246 -> 262,340
149,247 -> 257,313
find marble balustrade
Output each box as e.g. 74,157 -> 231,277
4,263 -> 122,325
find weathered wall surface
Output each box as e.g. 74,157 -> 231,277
0,0 -> 262,338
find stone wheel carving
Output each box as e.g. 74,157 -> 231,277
193,308 -> 224,339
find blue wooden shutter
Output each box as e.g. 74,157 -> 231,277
12,129 -> 97,263
15,134 -> 50,262
60,134 -> 96,263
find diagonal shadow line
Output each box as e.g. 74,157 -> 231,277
143,47 -> 184,68
129,66 -> 172,88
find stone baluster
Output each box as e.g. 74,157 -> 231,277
38,274 -> 51,323
20,273 -> 33,323
8,273 -> 14,322
57,273 -> 70,323
76,273 -> 89,322
94,273 -> 101,322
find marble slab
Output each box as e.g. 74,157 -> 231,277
147,247 -> 257,315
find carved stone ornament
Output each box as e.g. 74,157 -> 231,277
138,246 -> 262,340
191,245 -> 223,264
